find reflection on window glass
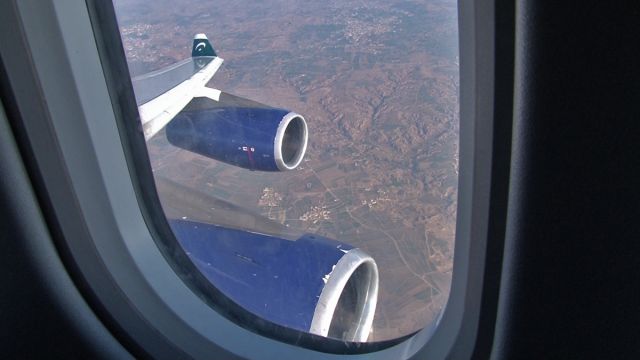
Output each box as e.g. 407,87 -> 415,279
113,0 -> 458,342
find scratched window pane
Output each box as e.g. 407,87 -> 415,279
113,0 -> 458,342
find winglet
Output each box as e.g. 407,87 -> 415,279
192,34 -> 217,57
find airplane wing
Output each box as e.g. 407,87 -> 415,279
133,34 -> 377,341
132,33 -> 308,172
134,34 -> 224,140
154,176 -> 301,240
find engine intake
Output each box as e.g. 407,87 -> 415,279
166,94 -> 308,171
169,219 -> 379,342
275,112 -> 307,170
310,248 -> 379,342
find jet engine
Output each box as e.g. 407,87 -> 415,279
169,219 -> 379,342
166,93 -> 308,171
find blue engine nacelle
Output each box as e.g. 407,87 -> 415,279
166,93 -> 308,171
169,219 -> 379,342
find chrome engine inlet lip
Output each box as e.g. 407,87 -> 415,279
309,248 -> 379,342
274,112 -> 308,171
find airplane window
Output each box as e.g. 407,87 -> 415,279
112,0 -> 458,345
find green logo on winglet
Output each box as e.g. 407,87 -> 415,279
192,34 -> 217,57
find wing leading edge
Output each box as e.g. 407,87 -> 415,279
135,34 -> 223,140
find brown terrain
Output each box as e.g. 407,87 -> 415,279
114,0 -> 459,341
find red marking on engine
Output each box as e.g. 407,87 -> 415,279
244,147 -> 256,171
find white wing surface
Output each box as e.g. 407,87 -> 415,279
135,56 -> 223,140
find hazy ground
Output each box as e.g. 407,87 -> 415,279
114,0 -> 458,341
